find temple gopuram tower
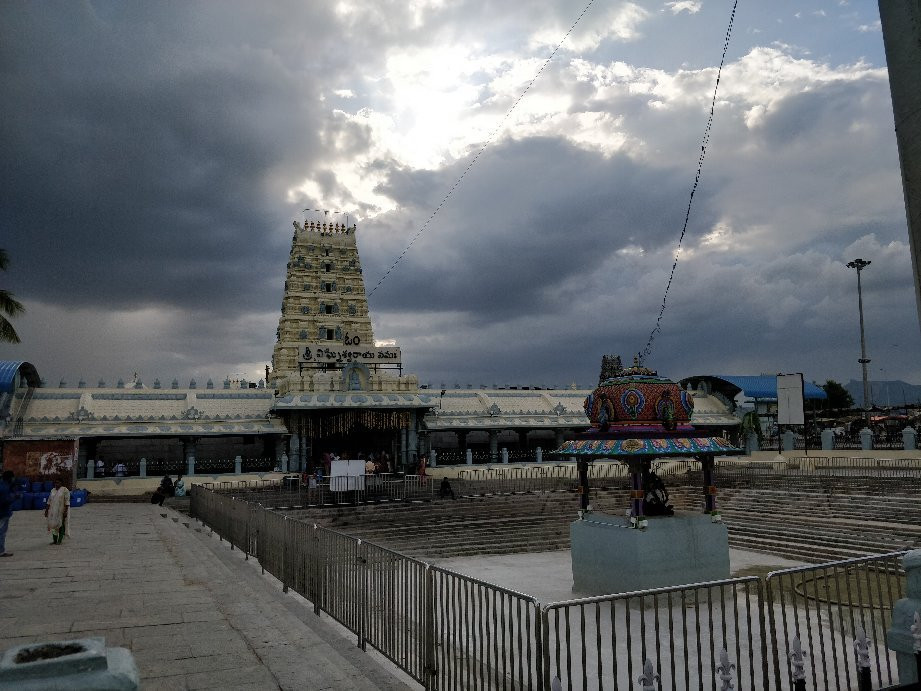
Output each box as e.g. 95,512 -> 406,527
269,216 -> 434,472
271,219 -> 374,389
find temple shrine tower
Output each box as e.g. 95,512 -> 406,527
270,219 -> 375,389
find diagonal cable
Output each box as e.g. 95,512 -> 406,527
368,0 -> 599,297
639,0 -> 740,364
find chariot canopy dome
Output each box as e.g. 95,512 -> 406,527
555,357 -> 741,458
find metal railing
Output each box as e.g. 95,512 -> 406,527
543,576 -> 768,690
191,485 -> 916,690
765,552 -> 905,690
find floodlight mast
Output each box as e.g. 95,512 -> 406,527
847,258 -> 872,427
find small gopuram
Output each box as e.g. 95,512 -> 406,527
555,356 -> 742,594
268,218 -> 433,472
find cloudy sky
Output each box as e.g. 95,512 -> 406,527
1,0 -> 917,391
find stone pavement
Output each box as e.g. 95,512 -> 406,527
0,504 -> 416,690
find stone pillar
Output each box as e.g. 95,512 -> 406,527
860,427 -> 873,451
782,429 -> 795,452
886,550 -> 921,683
408,411 -> 420,462
281,453 -> 289,472
903,426 -> 917,451
821,428 -> 834,451
745,432 -> 759,455
183,438 -> 197,476
465,449 -> 473,465
501,448 -> 509,464
86,459 -> 94,479
77,442 -> 89,479
429,449 -> 437,468
518,430 -> 529,451
139,458 -> 147,478
535,447 -> 543,463
274,436 -> 289,470
234,455 -> 243,474
878,3 -> 921,339
488,430 -> 499,463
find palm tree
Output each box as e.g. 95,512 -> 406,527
0,249 -> 24,343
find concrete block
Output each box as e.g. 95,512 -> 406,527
570,511 -> 730,595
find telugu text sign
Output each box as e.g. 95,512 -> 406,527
298,344 -> 401,364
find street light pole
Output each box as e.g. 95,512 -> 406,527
847,258 -> 872,427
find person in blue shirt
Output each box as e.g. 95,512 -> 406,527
0,470 -> 22,557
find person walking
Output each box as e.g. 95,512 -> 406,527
0,470 -> 22,557
45,478 -> 70,545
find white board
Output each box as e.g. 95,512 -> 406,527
330,459 -> 366,491
776,373 -> 805,426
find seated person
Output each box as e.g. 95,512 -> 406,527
438,477 -> 456,500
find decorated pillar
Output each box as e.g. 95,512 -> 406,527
629,459 -> 645,524
577,457 -> 590,513
488,429 -> 499,463
701,454 -> 717,514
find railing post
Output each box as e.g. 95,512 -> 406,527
281,516 -> 289,593
357,539 -> 366,650
789,636 -> 807,691
312,524 -> 321,615
537,605 -> 551,691
234,455 -> 242,475
139,457 -> 147,478
423,565 -> 437,691
854,626 -> 872,691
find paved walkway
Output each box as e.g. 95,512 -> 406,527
0,504 -> 415,690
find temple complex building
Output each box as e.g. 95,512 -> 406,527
0,216 -> 748,479
267,219 -> 433,470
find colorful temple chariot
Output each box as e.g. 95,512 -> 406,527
558,356 -> 743,594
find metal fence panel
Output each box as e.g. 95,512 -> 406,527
430,566 -> 542,691
542,577 -> 768,691
766,551 -> 907,690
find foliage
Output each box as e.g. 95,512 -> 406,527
821,379 -> 854,410
0,249 -> 24,344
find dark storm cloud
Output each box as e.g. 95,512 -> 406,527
0,1 -> 341,316
363,136 -> 716,319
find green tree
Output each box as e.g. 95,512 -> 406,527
821,379 -> 853,410
0,249 -> 24,343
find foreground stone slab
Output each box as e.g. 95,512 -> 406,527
0,636 -> 138,690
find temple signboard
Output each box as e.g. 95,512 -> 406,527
298,344 -> 401,365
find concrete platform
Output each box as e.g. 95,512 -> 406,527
0,504 -> 415,690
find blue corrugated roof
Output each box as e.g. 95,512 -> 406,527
0,361 -> 40,393
712,375 -> 827,400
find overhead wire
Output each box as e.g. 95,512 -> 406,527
367,0 -> 600,297
639,0 -> 740,365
